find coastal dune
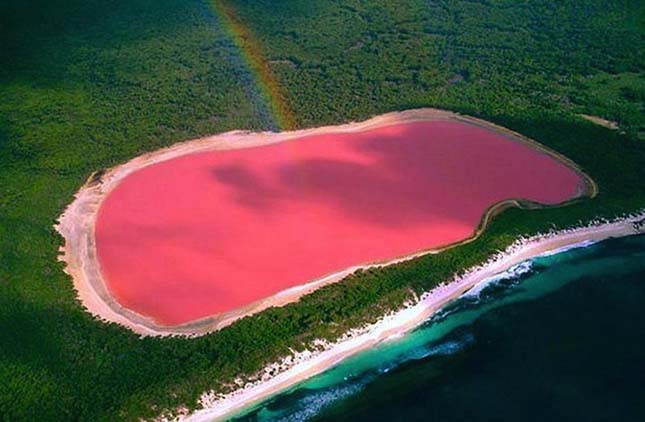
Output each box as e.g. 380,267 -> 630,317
56,108 -> 594,336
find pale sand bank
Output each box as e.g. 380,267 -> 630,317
170,213 -> 644,422
579,114 -> 619,130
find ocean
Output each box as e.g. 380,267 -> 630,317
232,234 -> 645,422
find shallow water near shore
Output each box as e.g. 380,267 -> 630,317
232,234 -> 645,421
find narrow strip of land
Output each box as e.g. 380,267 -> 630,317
190,213 -> 644,421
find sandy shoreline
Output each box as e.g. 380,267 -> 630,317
55,108 -> 596,336
179,212 -> 645,422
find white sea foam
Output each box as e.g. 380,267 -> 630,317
262,382 -> 366,422
272,332 -> 476,420
464,260 -> 534,299
406,332 -> 475,362
537,239 -> 598,257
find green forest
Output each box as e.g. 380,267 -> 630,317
1,0 -> 644,420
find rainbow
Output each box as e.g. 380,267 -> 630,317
211,1 -> 296,131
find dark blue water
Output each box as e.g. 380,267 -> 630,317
233,234 -> 645,422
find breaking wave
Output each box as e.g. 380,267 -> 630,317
537,239 -> 598,258
377,330 -> 474,375
250,330 -> 475,421
430,260 -> 535,323
464,260 -> 534,299
255,381 -> 367,422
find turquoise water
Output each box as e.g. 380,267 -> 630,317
233,234 -> 645,421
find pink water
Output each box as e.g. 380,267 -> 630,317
95,121 -> 583,325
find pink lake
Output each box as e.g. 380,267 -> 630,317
95,120 -> 584,325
